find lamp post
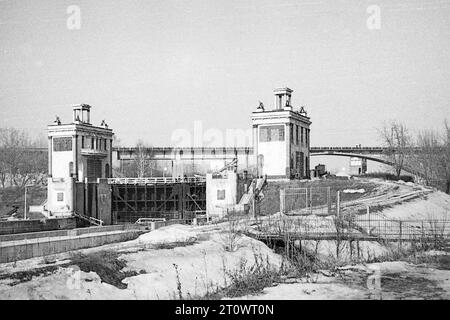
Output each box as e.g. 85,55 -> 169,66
24,185 -> 30,220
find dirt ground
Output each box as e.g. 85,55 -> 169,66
233,255 -> 450,300
0,178 -> 449,300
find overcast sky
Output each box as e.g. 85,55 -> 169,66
1,0 -> 449,170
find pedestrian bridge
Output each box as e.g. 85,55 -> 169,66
112,146 -> 391,160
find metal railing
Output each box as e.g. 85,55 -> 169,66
73,212 -> 103,226
280,187 -> 337,216
346,212 -> 450,241
255,215 -> 450,243
107,176 -> 206,185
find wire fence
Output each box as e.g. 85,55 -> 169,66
255,214 -> 450,243
345,211 -> 450,241
280,187 -> 338,216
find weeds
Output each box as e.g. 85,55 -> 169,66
69,250 -> 138,289
173,264 -> 183,300
220,212 -> 244,252
0,265 -> 59,286
151,238 -> 197,250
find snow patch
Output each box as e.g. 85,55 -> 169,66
343,189 -> 365,194
134,224 -> 198,245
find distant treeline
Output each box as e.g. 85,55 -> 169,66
0,127 -> 47,188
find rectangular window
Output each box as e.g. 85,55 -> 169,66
57,192 -> 64,202
104,139 -> 107,150
259,128 -> 268,142
217,189 -> 226,200
81,136 -> 85,148
290,123 -> 293,142
91,137 -> 95,149
259,125 -> 285,142
53,137 -> 72,152
295,125 -> 299,145
301,127 -> 304,144
306,129 -> 309,145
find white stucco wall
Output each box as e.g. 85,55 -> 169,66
206,172 -> 237,218
52,151 -> 73,178
47,178 -> 74,216
258,140 -> 286,176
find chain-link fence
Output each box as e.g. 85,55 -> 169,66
279,187 -> 338,216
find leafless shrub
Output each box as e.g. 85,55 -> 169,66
220,211 -> 244,252
173,263 -> 183,300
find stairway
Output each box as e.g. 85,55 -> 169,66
238,176 -> 267,206
73,211 -> 104,226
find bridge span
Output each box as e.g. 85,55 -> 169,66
17,146 -> 391,159
112,146 -> 390,160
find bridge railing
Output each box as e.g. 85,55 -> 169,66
107,176 -> 206,185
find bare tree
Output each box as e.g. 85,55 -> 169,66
442,121 -> 450,193
122,140 -> 156,178
410,121 -> 450,193
413,130 -> 440,185
0,127 -> 47,187
380,121 -> 412,178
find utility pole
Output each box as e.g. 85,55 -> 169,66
336,191 -> 340,218
252,181 -> 256,219
24,184 -> 33,220
24,186 -> 27,220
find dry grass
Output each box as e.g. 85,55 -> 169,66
0,265 -> 60,286
69,250 -> 138,289
151,238 -> 198,250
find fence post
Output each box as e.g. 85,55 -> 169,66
305,188 -> 308,211
280,189 -> 285,214
399,221 -> 403,247
336,191 -> 340,218
327,187 -> 331,214
310,188 -> 313,215
367,206 -> 370,234
421,221 -> 424,246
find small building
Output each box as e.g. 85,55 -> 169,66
349,157 -> 367,175
47,105 -> 113,217
312,163 -> 327,178
251,87 -> 311,179
206,170 -> 238,218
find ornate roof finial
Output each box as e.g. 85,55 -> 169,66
257,100 -> 265,111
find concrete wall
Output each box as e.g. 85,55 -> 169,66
206,171 -> 238,218
0,228 -> 141,264
258,140 -> 286,176
51,150 -> 73,178
47,178 -> 74,216
0,217 -> 76,235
